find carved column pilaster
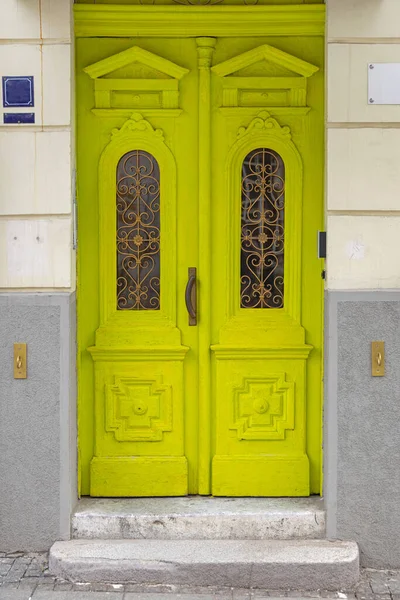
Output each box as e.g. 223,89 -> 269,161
196,37 -> 216,495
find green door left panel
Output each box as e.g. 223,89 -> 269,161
76,37 -> 200,496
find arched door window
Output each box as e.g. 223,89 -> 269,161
240,148 -> 285,309
116,150 -> 161,310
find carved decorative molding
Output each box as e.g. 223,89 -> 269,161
84,45 -> 189,111
106,376 -> 172,442
237,110 -> 291,140
230,375 -> 294,441
74,6 -> 326,39
84,45 -> 189,81
212,44 -> 318,79
111,112 -> 165,142
128,0 -> 260,5
95,100 -> 179,336
212,44 -> 319,109
196,37 -> 217,70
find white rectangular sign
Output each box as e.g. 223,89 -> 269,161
368,63 -> 400,105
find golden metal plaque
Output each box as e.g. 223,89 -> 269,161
14,343 -> 27,379
371,341 -> 385,377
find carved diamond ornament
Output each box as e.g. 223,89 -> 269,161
106,376 -> 172,442
230,375 -> 294,440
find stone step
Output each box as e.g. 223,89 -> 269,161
49,538 -> 359,590
72,497 -> 325,540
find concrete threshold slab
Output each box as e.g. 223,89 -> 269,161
72,497 -> 325,540
49,538 -> 359,591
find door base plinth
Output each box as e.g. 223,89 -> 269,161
212,455 -> 310,496
90,457 -> 188,497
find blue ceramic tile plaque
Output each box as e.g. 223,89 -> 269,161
2,76 -> 34,107
4,113 -> 35,124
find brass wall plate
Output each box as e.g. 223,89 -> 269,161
14,343 -> 27,379
371,341 -> 385,377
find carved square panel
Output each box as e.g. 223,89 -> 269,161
105,376 -> 172,442
230,374 -> 294,441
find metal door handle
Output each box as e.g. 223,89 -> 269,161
185,267 -> 197,326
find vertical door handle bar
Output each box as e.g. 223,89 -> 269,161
185,267 -> 197,326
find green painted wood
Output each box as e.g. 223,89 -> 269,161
76,12 -> 324,497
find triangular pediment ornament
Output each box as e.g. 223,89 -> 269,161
84,46 -> 189,80
237,111 -> 291,140
111,113 -> 164,143
85,46 -> 188,111
212,44 -> 319,79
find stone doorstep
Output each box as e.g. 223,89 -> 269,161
49,539 -> 360,591
72,497 -> 326,540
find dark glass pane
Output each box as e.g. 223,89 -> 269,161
116,150 -> 160,310
240,148 -> 285,309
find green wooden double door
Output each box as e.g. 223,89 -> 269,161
76,17 -> 324,497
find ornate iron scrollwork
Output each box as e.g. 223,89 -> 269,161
240,148 -> 285,309
116,150 -> 161,310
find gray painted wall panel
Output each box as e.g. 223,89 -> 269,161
0,293 -> 76,551
325,291 -> 400,568
2,287 -> 400,565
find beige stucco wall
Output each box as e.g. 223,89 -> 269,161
0,0 -> 74,290
1,0 -> 400,292
326,0 -> 400,289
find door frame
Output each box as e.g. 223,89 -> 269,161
75,2 -> 326,497
74,4 -> 325,39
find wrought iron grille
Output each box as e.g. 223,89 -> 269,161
116,150 -> 161,310
240,148 -> 285,309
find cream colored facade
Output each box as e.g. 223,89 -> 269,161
327,0 -> 400,289
1,0 -> 400,291
0,0 -> 74,290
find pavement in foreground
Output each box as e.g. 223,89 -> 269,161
0,553 -> 398,600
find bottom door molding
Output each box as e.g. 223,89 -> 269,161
90,456 -> 188,496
